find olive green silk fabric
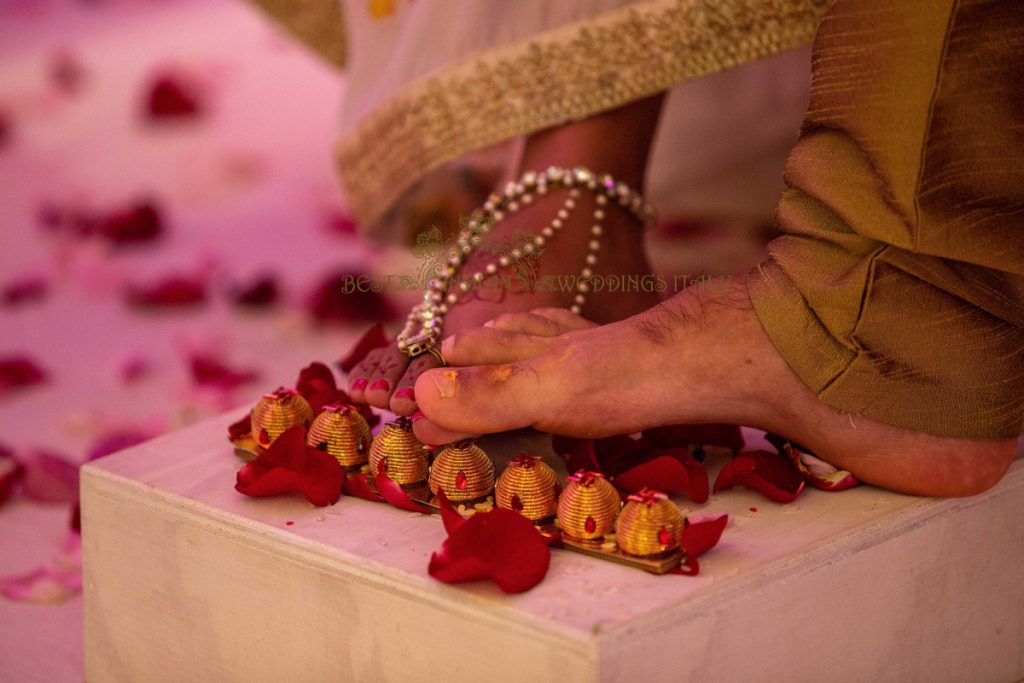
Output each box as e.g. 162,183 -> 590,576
749,0 -> 1024,439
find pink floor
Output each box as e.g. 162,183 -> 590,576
0,1 -> 380,678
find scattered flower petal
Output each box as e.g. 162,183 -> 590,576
295,361 -> 377,425
325,211 -> 358,237
341,472 -> 383,502
643,424 -> 744,454
0,532 -> 82,604
713,450 -> 805,503
142,70 -> 203,121
119,355 -> 151,384
229,274 -> 279,308
374,471 -> 431,513
86,429 -> 153,462
0,356 -> 47,395
227,413 -> 252,444
189,353 -> 259,391
306,270 -> 397,326
235,426 -> 344,506
295,361 -> 341,415
126,274 -> 206,308
96,199 -> 163,246
429,489 -> 551,593
766,433 -> 861,492
675,513 -> 729,576
613,449 -> 709,504
50,51 -> 86,94
20,449 -> 78,504
0,445 -> 23,508
2,274 -> 49,307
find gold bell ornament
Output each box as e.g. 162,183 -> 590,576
615,489 -> 684,557
305,402 -> 372,469
428,441 -> 495,504
556,469 -> 621,541
368,417 -> 429,485
251,387 -> 314,448
495,453 -> 561,521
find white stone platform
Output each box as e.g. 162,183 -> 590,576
80,414 -> 1024,682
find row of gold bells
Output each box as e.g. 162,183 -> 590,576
250,392 -> 682,557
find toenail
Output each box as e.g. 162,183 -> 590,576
394,387 -> 415,401
369,379 -> 390,391
350,378 -> 367,390
410,410 -> 424,421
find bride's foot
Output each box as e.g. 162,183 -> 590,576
347,176 -> 659,415
412,278 -> 1016,498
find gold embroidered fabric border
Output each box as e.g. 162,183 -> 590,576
335,0 -> 833,228
243,0 -> 346,69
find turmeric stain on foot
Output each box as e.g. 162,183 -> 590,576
431,369 -> 460,399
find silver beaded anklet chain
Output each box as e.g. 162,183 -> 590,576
397,166 -> 653,358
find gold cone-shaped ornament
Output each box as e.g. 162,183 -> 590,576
428,441 -> 495,503
251,387 -> 314,448
556,470 -> 621,541
305,402 -> 372,468
615,489 -> 684,557
495,453 -> 561,521
368,417 -> 428,485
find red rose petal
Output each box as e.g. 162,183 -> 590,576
0,446 -> 24,508
86,430 -> 152,462
434,488 -> 466,535
189,353 -> 259,391
374,471 -> 431,514
0,356 -> 47,395
325,211 -> 358,237
143,71 -> 203,121
769,434 -> 861,492
672,513 -> 729,576
643,424 -> 745,454
20,449 -> 79,504
228,413 -> 252,443
295,361 -> 339,414
126,275 -> 206,308
713,450 -> 805,503
428,501 -> 551,594
306,270 -> 398,326
229,274 -> 279,308
235,426 -> 344,507
341,472 -> 383,502
97,199 -> 163,246
613,449 -> 709,504
338,323 -> 390,373
50,51 -> 85,94
0,532 -> 82,604
2,275 -> 49,308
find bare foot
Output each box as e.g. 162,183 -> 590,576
412,278 -> 1017,498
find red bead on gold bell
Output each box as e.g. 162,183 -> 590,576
556,469 -> 621,541
428,441 -> 495,504
368,417 -> 428,485
305,402 -> 372,469
251,387 -> 314,448
495,453 -> 560,521
615,488 -> 684,557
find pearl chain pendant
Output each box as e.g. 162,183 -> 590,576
397,166 -> 653,356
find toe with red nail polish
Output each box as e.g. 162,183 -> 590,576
394,387 -> 415,401
369,379 -> 390,392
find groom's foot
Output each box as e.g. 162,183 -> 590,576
412,279 -> 1016,497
